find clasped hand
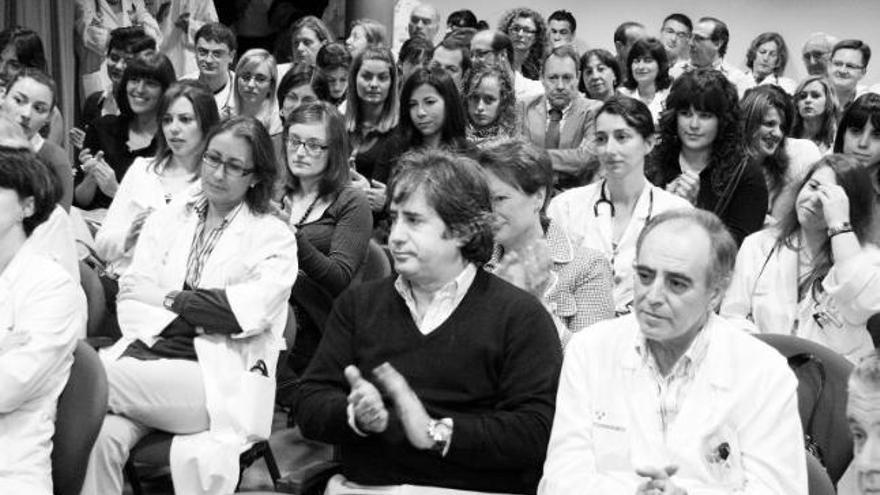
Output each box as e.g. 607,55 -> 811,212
635,465 -> 687,495
79,148 -> 119,197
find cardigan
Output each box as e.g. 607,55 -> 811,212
295,269 -> 562,494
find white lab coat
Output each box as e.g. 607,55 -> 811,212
539,313 -> 807,494
25,205 -> 81,286
153,0 -> 218,75
0,244 -> 86,494
547,183 -> 692,313
95,156 -> 197,277
721,228 -> 878,363
103,188 -> 298,494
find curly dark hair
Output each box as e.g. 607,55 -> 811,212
740,85 -> 793,199
647,69 -> 743,198
498,8 -> 547,81
463,62 -> 516,135
623,37 -> 671,91
389,148 -> 494,265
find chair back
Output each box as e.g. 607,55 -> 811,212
351,240 -> 392,285
51,340 -> 108,495
753,333 -> 854,484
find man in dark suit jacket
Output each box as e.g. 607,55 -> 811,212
517,45 -> 602,189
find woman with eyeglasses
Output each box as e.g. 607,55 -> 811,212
791,75 -> 840,153
480,139 -> 614,347
94,82 -> 219,333
548,96 -> 690,315
75,51 -> 176,211
234,49 -> 283,137
722,154 -> 879,364
464,63 -> 516,147
618,38 -> 671,126
648,69 -> 768,246
578,49 -> 621,102
498,8 -> 546,82
81,116 -> 298,494
277,102 -> 371,374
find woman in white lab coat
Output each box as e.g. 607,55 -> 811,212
81,116 -> 298,495
547,96 -> 691,315
96,81 -> 219,279
0,148 -> 86,494
722,154 -> 879,363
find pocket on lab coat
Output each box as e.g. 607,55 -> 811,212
592,412 -> 631,471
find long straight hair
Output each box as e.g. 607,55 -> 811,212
282,102 -> 351,198
150,81 -> 220,174
344,47 -> 399,135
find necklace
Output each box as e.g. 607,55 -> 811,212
293,193 -> 321,228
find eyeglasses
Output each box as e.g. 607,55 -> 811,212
201,152 -> 254,177
287,136 -> 328,155
662,28 -> 690,40
238,72 -> 271,84
831,60 -> 865,71
509,25 -> 537,35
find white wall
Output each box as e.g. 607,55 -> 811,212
425,0 -> 880,87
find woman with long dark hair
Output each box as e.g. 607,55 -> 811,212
648,68 -> 767,245
399,66 -> 469,152
618,37 -> 671,125
723,154 -> 879,363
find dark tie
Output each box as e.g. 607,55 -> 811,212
546,107 -> 562,149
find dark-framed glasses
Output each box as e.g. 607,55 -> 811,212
201,152 -> 254,177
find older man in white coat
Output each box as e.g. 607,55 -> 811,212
539,208 -> 807,494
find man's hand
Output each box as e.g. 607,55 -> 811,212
345,365 -> 389,433
373,362 -> 433,449
635,465 -> 687,495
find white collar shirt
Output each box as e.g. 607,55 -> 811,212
393,263 -> 477,334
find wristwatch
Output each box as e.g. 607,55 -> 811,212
827,221 -> 853,238
163,290 -> 180,311
427,418 -> 454,455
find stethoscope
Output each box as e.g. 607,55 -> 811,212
593,180 -> 655,221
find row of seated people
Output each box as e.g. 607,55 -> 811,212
3,107 -> 880,493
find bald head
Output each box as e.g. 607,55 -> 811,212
409,3 -> 441,42
803,32 -> 838,76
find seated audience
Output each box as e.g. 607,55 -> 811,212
847,350 -> 880,495
518,45 -> 601,189
294,148 -> 562,494
278,102 -> 372,373
679,16 -> 754,97
1,68 -> 73,210
612,21 -> 646,72
95,82 -> 219,326
802,32 -> 838,77
0,146 -> 85,495
397,36 -> 433,85
834,92 -> 880,172
80,116 -> 298,494
469,29 -> 514,72
547,10 -> 587,54
446,9 -> 478,32
829,39 -> 871,108
346,47 -> 403,214
285,15 -> 334,70
153,0 -> 218,76
399,67 -> 470,153
480,138 -> 614,346
75,51 -> 175,211
740,85 -> 822,222
181,22 -> 237,118
464,62 -> 516,147
234,49 -> 283,138
722,154 -> 878,363
405,2 -> 441,46
791,75 -> 840,153
648,69 -> 767,246
277,63 -> 317,122
549,96 -> 691,314
579,48 -> 621,102
345,18 -> 388,61
539,208 -> 807,493
313,42 -> 352,108
499,8 -> 546,83
77,26 -> 156,134
744,32 -> 796,94
659,13 -> 692,70
430,35 -> 470,90
618,37 -> 672,126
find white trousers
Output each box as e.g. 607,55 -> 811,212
79,357 -> 210,495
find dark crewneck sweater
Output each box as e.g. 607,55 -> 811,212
295,269 -> 562,494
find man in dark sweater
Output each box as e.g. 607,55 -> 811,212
295,148 -> 562,494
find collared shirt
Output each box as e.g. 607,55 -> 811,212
544,98 -> 574,136
184,194 -> 243,288
393,263 -> 477,335
634,321 -> 713,434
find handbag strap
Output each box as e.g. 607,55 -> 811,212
713,158 -> 748,217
